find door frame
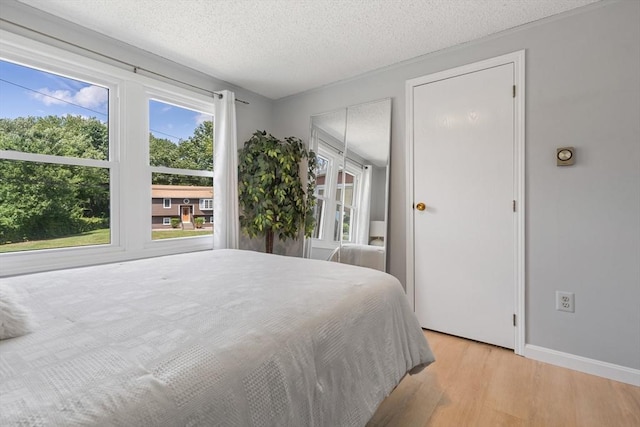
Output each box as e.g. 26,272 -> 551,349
405,50 -> 526,355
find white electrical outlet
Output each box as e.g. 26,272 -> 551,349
556,291 -> 575,313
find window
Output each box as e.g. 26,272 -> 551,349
200,198 -> 213,210
149,99 -> 213,240
313,155 -> 328,239
0,33 -> 216,275
209,216 -> 214,223
163,217 -> 171,225
0,59 -> 112,253
336,169 -> 357,242
311,141 -> 362,247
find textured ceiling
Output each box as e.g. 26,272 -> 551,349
17,0 -> 600,99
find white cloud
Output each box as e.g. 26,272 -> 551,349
195,112 -> 212,125
73,86 -> 108,109
30,85 -> 108,111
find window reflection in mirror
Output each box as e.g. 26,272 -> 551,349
306,98 -> 391,271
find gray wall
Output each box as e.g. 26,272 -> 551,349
273,0 -> 640,369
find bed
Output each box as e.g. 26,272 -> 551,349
0,249 -> 434,426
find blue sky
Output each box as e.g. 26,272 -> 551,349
0,59 -> 211,143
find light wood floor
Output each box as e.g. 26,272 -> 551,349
367,330 -> 640,427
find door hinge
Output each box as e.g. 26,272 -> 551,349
512,200 -> 516,212
513,314 -> 516,326
513,85 -> 516,98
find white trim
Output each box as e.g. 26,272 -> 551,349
405,50 -> 526,355
150,166 -> 214,178
162,217 -> 171,225
0,150 -> 112,169
163,198 -> 171,208
525,344 -> 640,387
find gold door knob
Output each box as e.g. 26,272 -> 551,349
416,202 -> 426,211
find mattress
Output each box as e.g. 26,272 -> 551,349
0,249 -> 434,426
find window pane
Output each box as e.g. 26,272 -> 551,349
313,198 -> 324,239
316,155 -> 328,172
343,207 -> 352,241
344,185 -> 354,206
343,172 -> 355,205
335,170 -> 355,202
334,204 -> 342,241
315,155 -> 327,196
0,60 -> 109,160
0,159 -> 110,252
149,100 -> 213,170
151,173 -> 213,240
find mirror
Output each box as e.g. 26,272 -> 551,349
306,98 -> 391,271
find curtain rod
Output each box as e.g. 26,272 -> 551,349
0,18 -> 250,105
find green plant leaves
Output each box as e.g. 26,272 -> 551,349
238,130 -> 317,249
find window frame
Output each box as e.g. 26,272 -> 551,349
337,161 -> 361,243
0,30 -> 216,276
162,217 -> 171,226
163,198 -> 172,208
311,144 -> 340,249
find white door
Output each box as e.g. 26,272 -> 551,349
413,63 -> 515,349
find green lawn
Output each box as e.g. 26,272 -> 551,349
0,228 -> 212,253
0,228 -> 111,253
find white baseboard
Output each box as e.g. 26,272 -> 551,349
524,344 -> 640,387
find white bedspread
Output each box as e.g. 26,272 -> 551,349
0,249 -> 434,426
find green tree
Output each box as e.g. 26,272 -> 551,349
150,121 -> 213,186
238,131 -> 316,253
0,115 -> 109,243
149,133 -> 179,169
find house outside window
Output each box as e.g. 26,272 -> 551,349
163,198 -> 171,208
151,184 -> 213,231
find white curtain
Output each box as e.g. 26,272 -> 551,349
355,165 -> 372,245
213,90 -> 239,249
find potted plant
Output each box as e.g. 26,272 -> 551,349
238,131 -> 316,253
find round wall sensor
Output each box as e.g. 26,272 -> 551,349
557,147 -> 575,166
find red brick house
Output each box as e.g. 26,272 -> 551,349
151,185 -> 213,229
